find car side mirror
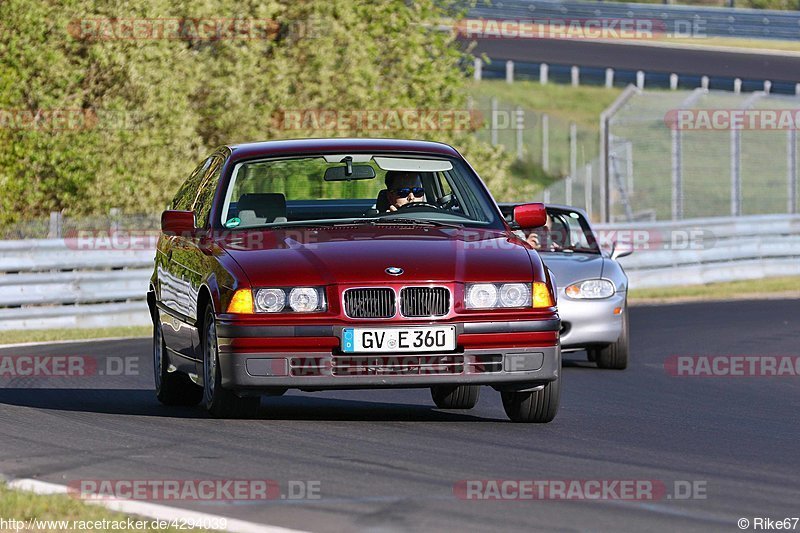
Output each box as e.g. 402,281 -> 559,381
609,240 -> 634,260
161,210 -> 196,236
513,203 -> 547,229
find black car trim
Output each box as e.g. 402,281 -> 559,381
463,319 -> 560,334
156,301 -> 196,327
216,319 -> 559,338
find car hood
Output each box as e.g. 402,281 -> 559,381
539,252 -> 605,290
218,226 -> 538,286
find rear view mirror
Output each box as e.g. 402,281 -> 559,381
324,164 -> 376,181
513,203 -> 547,229
161,210 -> 195,236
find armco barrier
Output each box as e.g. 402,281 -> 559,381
600,214 -> 800,288
467,0 -> 800,41
0,240 -> 153,331
0,214 -> 798,331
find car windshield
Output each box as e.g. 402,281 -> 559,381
533,209 -> 601,254
219,154 -> 503,230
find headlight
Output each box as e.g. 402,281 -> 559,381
499,283 -> 531,307
255,288 -> 286,313
289,287 -> 321,313
466,283 -> 545,309
254,287 -> 326,313
565,279 -> 615,299
466,283 -> 498,309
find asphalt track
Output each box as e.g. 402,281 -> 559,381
465,37 -> 800,82
0,299 -> 798,532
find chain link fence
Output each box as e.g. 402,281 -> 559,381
470,94 -> 599,204
541,88 -> 800,222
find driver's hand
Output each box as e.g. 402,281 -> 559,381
526,232 -> 541,249
388,205 -> 398,212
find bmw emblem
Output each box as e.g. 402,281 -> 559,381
385,266 -> 404,276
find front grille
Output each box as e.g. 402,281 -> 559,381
289,356 -> 326,377
332,355 -> 464,376
344,288 -> 395,318
469,354 -> 503,373
400,287 -> 450,317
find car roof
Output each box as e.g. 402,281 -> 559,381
225,138 -> 461,162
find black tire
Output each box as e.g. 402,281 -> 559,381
153,320 -> 203,406
431,385 -> 480,409
501,378 -> 560,423
201,305 -> 260,418
595,306 -> 629,370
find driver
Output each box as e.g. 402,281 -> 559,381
517,213 -> 562,251
384,171 -> 426,212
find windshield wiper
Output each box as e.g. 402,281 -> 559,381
372,217 -> 463,229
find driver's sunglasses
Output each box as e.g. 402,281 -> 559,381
390,187 -> 425,198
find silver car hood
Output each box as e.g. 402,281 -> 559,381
539,252 -> 605,289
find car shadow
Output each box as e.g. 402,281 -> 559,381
562,351 -> 598,370
0,389 -> 495,422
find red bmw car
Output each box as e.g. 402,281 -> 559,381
148,138 -> 561,422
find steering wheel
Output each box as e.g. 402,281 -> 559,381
392,201 -> 441,212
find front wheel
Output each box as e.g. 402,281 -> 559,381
501,378 -> 560,423
431,385 -> 480,409
153,320 -> 202,406
595,305 -> 629,370
201,305 -> 260,418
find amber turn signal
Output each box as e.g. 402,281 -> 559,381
532,282 -> 554,308
227,289 -> 254,314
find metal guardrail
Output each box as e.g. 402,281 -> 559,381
468,0 -> 800,40
0,214 -> 797,331
0,240 -> 153,331
598,214 -> 800,288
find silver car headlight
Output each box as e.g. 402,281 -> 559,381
565,279 -> 615,299
254,287 -> 326,313
465,283 -> 532,309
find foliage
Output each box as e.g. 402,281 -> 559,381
0,0 -> 518,228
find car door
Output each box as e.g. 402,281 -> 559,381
158,156 -> 214,362
169,155 -> 225,361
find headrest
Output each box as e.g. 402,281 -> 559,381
375,189 -> 389,212
237,193 -> 287,220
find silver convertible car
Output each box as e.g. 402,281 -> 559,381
500,204 -> 631,369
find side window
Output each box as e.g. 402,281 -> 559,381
193,157 -> 224,229
172,158 -> 212,211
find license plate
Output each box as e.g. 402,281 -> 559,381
341,326 -> 456,353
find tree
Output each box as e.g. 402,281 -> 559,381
0,0 -> 513,231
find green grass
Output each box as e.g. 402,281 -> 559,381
0,483 -> 210,532
467,81 -> 621,194
629,275 -> 800,301
0,326 -> 151,345
468,80 -> 622,129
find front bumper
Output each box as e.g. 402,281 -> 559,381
215,320 -> 560,392
558,292 -> 626,350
